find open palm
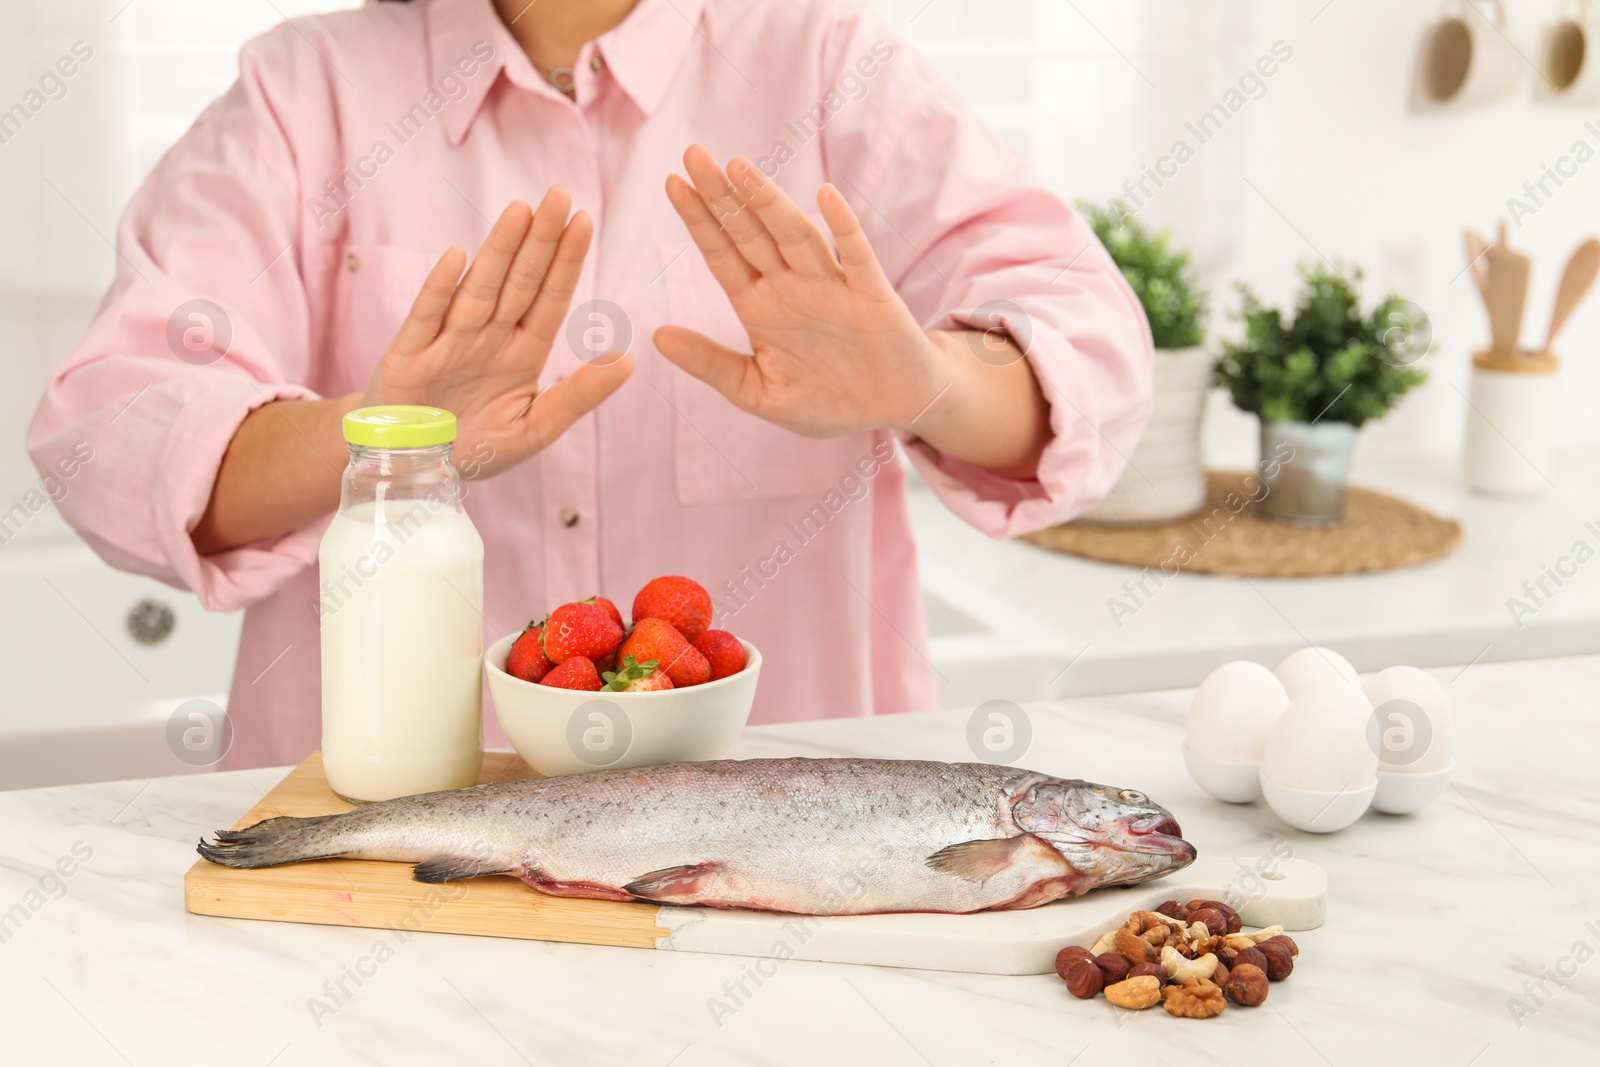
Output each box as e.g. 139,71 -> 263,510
365,188 -> 632,476
653,147 -> 948,439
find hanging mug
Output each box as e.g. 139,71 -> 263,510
1539,0 -> 1600,104
1413,0 -> 1524,110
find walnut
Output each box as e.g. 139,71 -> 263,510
1189,934 -> 1227,958
1162,977 -> 1227,1019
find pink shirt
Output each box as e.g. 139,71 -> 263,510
28,0 -> 1151,770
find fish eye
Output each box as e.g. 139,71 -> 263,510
1119,789 -> 1147,803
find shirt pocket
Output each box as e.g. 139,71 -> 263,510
656,242 -> 874,505
322,242 -> 440,396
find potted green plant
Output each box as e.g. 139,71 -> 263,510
1078,202 -> 1211,523
1215,262 -> 1429,523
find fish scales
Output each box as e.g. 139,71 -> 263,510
198,757 -> 1195,915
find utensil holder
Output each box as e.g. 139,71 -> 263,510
1463,350 -> 1560,496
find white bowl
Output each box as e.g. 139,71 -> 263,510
484,633 -> 760,777
1372,762 -> 1454,815
1260,772 -> 1376,833
1183,747 -> 1263,803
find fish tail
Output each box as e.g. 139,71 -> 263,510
196,813 -> 355,869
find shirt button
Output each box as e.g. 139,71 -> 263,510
347,252 -> 360,272
590,54 -> 604,72
559,507 -> 580,527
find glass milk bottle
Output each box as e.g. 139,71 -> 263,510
319,406 -> 484,802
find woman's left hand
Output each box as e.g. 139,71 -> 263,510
655,147 -> 978,439
656,146 -> 1050,478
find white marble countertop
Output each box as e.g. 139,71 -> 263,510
914,448 -> 1600,702
2,654 -> 1597,1066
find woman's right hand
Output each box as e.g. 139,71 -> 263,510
192,188 -> 628,557
362,187 -> 633,479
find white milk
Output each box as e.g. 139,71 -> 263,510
318,499 -> 484,802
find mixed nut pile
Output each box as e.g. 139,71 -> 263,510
1054,899 -> 1300,1019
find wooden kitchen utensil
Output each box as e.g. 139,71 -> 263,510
1463,228 -> 1491,302
185,751 -> 1328,975
1543,238 -> 1600,352
1484,221 -> 1530,354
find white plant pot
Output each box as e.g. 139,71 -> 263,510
1082,345 -> 1211,524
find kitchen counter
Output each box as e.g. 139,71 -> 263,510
2,654 -> 1596,1066
915,447 -> 1600,704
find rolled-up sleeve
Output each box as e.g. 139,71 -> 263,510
26,29 -> 324,611
818,5 -> 1154,539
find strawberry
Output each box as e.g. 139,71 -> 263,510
584,596 -> 624,631
593,651 -> 617,675
602,655 -> 674,693
540,656 -> 603,691
692,629 -> 746,681
506,621 -> 555,683
632,576 -> 713,641
619,617 -> 711,688
541,602 -> 623,663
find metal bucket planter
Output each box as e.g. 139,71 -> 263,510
1258,420 -> 1358,524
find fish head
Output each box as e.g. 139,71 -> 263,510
1011,779 -> 1197,888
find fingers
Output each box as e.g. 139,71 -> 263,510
817,184 -> 895,301
442,200 -> 535,336
653,325 -> 759,412
520,210 -> 594,346
521,353 -> 635,452
389,246 -> 469,356
681,144 -> 786,276
726,157 -> 838,277
493,186 -> 573,328
665,174 -> 758,298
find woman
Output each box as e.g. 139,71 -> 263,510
27,0 -> 1151,768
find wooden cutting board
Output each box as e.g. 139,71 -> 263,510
185,752 -> 1327,975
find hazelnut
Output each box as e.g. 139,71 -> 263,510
1231,946 -> 1269,975
1212,960 -> 1230,988
1103,974 -> 1163,1010
1094,952 -> 1132,986
1155,899 -> 1191,922
1054,945 -> 1095,973
1224,963 -> 1269,1006
1187,908 -> 1226,935
1126,962 -> 1167,984
1059,957 -> 1103,999
1184,899 -> 1242,935
1261,934 -> 1300,959
1115,931 -> 1159,965
1256,940 -> 1295,981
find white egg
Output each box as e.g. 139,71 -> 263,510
1362,666 -> 1454,773
1262,682 -> 1379,792
1185,661 -> 1290,762
1275,646 -> 1360,699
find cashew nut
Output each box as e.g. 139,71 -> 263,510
1161,944 -> 1220,982
1246,924 -> 1285,944
1186,920 -> 1212,941
1090,928 -> 1120,957
1224,933 -> 1258,953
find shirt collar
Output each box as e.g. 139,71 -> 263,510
426,0 -> 706,146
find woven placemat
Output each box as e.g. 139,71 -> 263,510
1021,471 -> 1462,577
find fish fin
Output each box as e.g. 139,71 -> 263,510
926,836 -> 1031,882
411,856 -> 512,883
622,862 -> 723,900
